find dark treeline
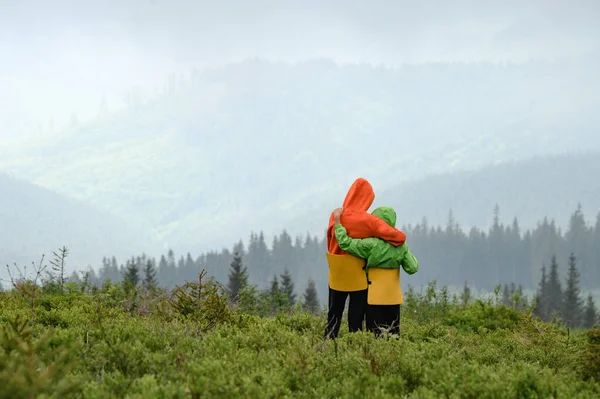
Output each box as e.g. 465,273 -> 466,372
84,230 -> 327,303
492,251 -> 599,329
404,204 -> 600,290
532,252 -> 599,329
73,204 -> 600,306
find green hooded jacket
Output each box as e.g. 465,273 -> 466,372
334,206 -> 419,275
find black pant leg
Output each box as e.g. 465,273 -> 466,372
366,304 -> 381,335
324,288 -> 349,339
384,305 -> 400,336
367,305 -> 400,337
347,289 -> 368,332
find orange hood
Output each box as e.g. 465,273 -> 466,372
327,177 -> 406,255
342,178 -> 375,211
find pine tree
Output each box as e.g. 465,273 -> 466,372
83,266 -> 98,287
535,264 -> 549,320
546,255 -> 563,319
280,268 -> 296,306
184,252 -> 195,271
269,274 -> 280,297
156,254 -> 168,287
502,284 -> 511,306
110,256 -> 121,282
99,257 -> 111,282
566,204 -> 591,285
562,252 -> 584,328
303,278 -> 320,314
123,260 -> 140,287
267,274 -> 286,311
167,249 -> 176,269
50,246 -> 69,292
233,240 -> 245,257
460,281 -> 471,306
143,259 -> 157,291
514,284 -> 524,309
584,294 -> 598,329
593,213 -> 600,287
227,252 -> 247,299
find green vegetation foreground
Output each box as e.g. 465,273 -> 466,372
1,277 -> 600,398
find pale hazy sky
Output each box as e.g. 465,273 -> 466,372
1,0 -> 599,139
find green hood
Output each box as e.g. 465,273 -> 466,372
371,207 -> 397,228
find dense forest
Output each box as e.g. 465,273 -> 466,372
51,203 -> 600,319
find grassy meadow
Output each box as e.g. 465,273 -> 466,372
1,276 -> 600,399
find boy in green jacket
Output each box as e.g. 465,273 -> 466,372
332,206 -> 419,337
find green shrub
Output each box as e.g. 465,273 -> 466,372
0,280 -> 599,397
0,315 -> 82,398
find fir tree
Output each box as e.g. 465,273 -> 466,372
535,264 -> 549,320
123,260 -> 140,287
584,293 -> 598,329
226,252 -> 247,299
546,255 -> 563,319
502,284 -> 511,306
184,252 -> 195,271
109,256 -> 121,283
280,268 -> 296,306
513,284 -> 524,310
50,246 -> 69,292
143,259 -> 157,291
303,278 -> 320,314
167,249 -> 176,268
269,274 -> 280,297
460,281 -> 471,306
562,253 -> 583,328
267,274 -> 286,311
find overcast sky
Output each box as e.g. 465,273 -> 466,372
1,0 -> 599,139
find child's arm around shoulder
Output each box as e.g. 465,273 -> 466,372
400,244 -> 419,275
333,208 -> 375,259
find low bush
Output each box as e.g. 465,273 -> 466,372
0,277 -> 599,398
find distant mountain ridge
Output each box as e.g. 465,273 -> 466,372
1,57 -> 599,253
382,151 -> 600,230
286,151 -> 600,238
0,173 -> 157,282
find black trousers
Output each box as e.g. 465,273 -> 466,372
366,304 -> 400,337
324,288 -> 368,339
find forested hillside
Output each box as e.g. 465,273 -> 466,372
2,55 -> 599,254
69,202 -> 600,308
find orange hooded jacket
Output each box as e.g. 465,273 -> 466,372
326,178 -> 406,255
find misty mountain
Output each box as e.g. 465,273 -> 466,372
0,173 -> 156,282
2,57 -> 599,254
3,0 -> 599,135
379,152 -> 600,231
289,152 -> 600,236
